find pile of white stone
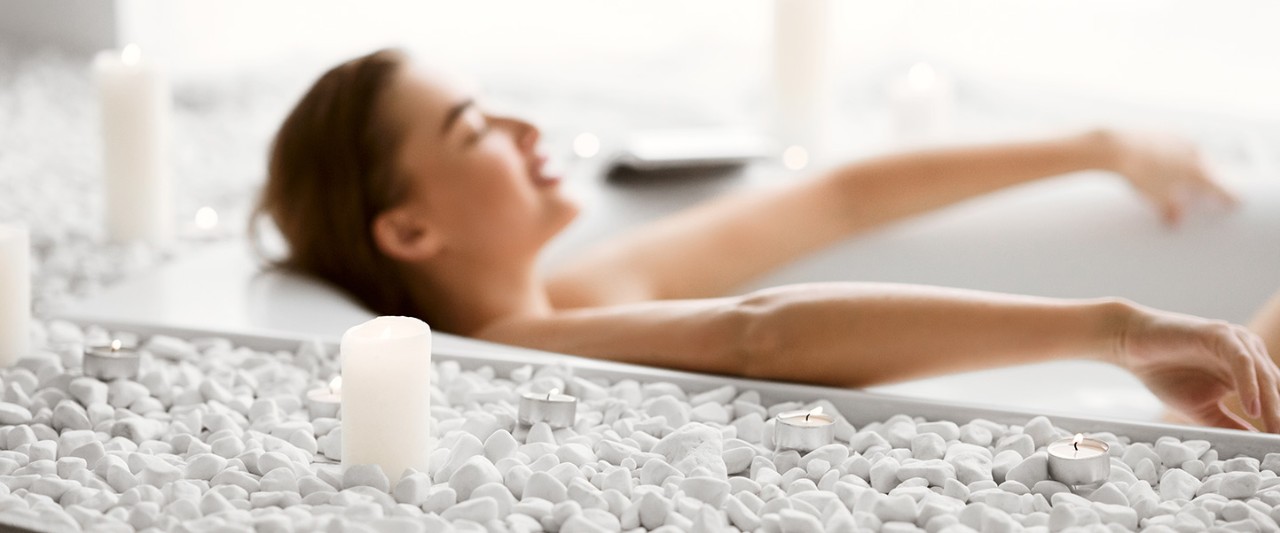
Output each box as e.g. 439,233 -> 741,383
1,320 -> 1278,532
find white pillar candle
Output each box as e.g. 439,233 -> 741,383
0,224 -> 30,367
772,0 -> 832,159
94,44 -> 172,243
886,62 -> 955,147
341,316 -> 432,483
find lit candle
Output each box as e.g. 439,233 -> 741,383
341,316 -> 432,484
517,388 -> 578,429
774,406 -> 835,452
83,339 -> 142,380
886,62 -> 955,146
0,224 -> 29,367
772,0 -> 832,157
307,377 -> 342,419
1047,433 -> 1111,487
94,43 -> 172,243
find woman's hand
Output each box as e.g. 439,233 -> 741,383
1094,129 -> 1239,226
1115,303 -> 1279,432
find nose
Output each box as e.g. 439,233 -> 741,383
499,116 -> 540,153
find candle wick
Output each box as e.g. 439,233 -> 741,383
805,412 -> 811,421
1073,441 -> 1078,452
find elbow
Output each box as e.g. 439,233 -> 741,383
723,291 -> 787,380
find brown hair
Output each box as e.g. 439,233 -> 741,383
253,48 -> 416,317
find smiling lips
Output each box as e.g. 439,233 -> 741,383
531,152 -> 562,187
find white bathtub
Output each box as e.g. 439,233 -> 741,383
65,162 -> 1280,423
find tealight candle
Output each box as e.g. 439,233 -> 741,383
774,406 -> 836,452
83,340 -> 141,380
307,376 -> 342,419
518,388 -> 577,429
1047,433 -> 1111,487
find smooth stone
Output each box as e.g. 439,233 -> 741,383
1155,441 -> 1197,468
731,413 -> 765,444
68,378 -> 109,406
448,456 -> 501,501
1022,417 -> 1059,449
343,464 -> 391,492
995,434 -> 1034,459
51,402 -> 91,431
875,493 -> 918,523
525,471 -> 568,503
1219,472 -> 1261,499
0,403 -> 33,425
638,491 -> 672,530
650,423 -> 725,477
1159,468 -> 1200,501
991,450 -> 1022,484
958,425 -> 993,446
897,459 -> 955,486
1006,453 -> 1049,488
679,477 -> 730,506
1088,482 -> 1128,506
106,380 -> 149,409
911,433 -> 946,461
916,421 -> 960,442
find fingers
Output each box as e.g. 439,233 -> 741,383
1205,401 -> 1259,432
1242,330 -> 1280,432
1224,331 -> 1262,419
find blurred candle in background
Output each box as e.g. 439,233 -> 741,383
94,44 -> 172,243
887,62 -> 955,147
772,0 -> 832,160
0,224 -> 30,367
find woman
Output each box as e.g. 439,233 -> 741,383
256,49 -> 1280,432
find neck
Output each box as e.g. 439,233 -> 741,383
403,253 -> 552,336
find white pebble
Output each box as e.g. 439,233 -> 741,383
68,378 -> 108,406
1219,472 -> 1261,499
392,471 -> 430,506
343,464 -> 390,492
0,402 -> 33,425
1005,453 -> 1049,488
679,476 -> 730,506
1022,416 -> 1059,449
638,491 -> 672,530
1155,441 -> 1197,468
440,496 -> 499,523
911,433 -> 946,461
650,423 -> 725,477
107,380 -> 149,409
448,456 -> 501,500
1159,468 -> 1200,501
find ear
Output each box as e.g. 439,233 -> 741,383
372,206 -> 442,263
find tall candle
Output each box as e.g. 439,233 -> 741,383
886,62 -> 955,147
341,316 -> 432,483
94,44 -> 172,243
772,0 -> 832,158
0,224 -> 29,367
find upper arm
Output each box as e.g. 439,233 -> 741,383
473,298 -> 751,375
546,174 -> 853,308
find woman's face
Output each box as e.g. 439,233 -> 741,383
384,64 -> 578,263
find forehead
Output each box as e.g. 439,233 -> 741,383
388,64 -> 478,133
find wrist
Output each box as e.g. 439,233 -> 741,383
1078,128 -> 1124,173
1093,297 -> 1140,367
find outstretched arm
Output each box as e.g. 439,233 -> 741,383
481,283 -> 1279,432
548,130 -> 1232,308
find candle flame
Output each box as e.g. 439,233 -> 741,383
329,376 -> 342,395
908,62 -> 938,90
121,44 -> 142,66
195,207 -> 219,230
110,339 -> 122,352
782,145 -> 809,170
805,406 -> 823,421
1072,433 -> 1084,451
548,388 -> 560,400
